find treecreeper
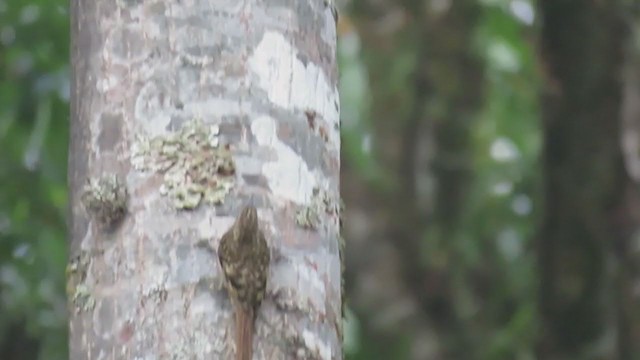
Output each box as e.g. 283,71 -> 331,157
218,205 -> 270,360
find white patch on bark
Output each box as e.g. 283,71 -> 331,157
320,8 -> 338,46
189,291 -> 217,317
183,98 -> 244,118
251,115 -> 316,204
248,31 -> 340,127
302,329 -> 332,360
134,82 -> 172,136
294,259 -> 327,310
96,75 -> 120,93
196,215 -> 235,241
140,265 -> 169,296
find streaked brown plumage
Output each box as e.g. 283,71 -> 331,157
218,206 -> 270,360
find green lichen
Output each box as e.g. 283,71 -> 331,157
296,204 -> 321,229
132,119 -> 235,210
72,284 -> 95,313
66,251 -> 90,299
295,187 -> 339,230
81,174 -> 128,229
295,187 -> 346,342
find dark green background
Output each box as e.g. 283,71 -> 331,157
2,0 -> 635,359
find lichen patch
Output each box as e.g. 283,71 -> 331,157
131,119 -> 236,210
295,186 -> 339,230
81,174 -> 129,229
72,284 -> 96,313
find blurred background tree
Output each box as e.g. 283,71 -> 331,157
1,0 -> 639,359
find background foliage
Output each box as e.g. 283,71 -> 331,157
0,0 -> 634,359
0,1 -> 69,359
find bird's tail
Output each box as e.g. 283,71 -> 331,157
235,307 -> 254,360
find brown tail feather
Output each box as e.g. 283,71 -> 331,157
235,307 -> 254,360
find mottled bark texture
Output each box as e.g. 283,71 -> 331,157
538,0 -> 634,357
69,1 -> 341,359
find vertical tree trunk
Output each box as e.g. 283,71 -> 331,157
394,0 -> 484,356
619,27 -> 640,357
538,0 -> 631,357
69,1 -> 341,359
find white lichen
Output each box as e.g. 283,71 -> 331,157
131,119 -> 235,210
301,329 -> 332,360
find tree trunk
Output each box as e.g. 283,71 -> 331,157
69,1 -> 341,359
538,0 -> 631,357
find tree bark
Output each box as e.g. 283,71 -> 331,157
69,1 -> 341,359
538,0 -> 631,357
